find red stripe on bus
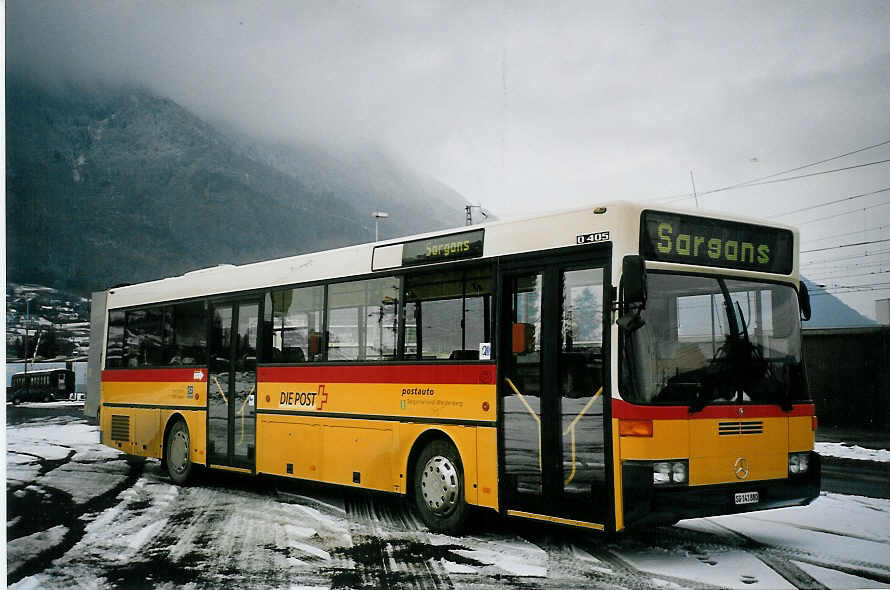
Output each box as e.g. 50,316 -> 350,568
612,398 -> 815,420
259,364 -> 497,385
102,368 -> 207,382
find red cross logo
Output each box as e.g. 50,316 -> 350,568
316,384 -> 328,410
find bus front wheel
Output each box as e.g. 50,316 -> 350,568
165,419 -> 193,485
413,439 -> 467,534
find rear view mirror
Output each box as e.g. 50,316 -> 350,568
617,255 -> 646,332
798,282 -> 812,321
621,255 -> 647,307
618,255 -> 647,332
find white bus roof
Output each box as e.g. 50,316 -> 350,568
107,201 -> 800,309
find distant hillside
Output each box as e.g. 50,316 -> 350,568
231,136 -> 468,239
803,278 -> 877,329
5,77 -> 466,293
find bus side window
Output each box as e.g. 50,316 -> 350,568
106,310 -> 127,368
328,277 -> 398,362
403,266 -> 493,361
168,300 -> 206,365
270,286 -> 324,363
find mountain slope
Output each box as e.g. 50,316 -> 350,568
232,137 -> 468,239
6,78 -> 465,293
802,278 -> 877,328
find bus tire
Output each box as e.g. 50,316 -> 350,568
165,419 -> 193,485
413,439 -> 467,534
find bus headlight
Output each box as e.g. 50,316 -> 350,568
672,461 -> 688,484
789,452 -> 810,475
653,462 -> 671,484
653,460 -> 688,485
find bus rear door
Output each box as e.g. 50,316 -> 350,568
208,300 -> 260,471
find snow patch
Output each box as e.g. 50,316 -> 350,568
9,575 -> 47,590
7,525 -> 69,573
8,443 -> 73,461
440,558 -> 477,574
288,539 -> 331,561
617,545 -> 795,589
816,442 -> 890,462
451,536 -> 548,577
39,461 -> 130,505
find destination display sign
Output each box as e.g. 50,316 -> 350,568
401,229 -> 485,266
640,211 -> 793,274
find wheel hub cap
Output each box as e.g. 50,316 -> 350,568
421,455 -> 459,516
170,431 -> 189,473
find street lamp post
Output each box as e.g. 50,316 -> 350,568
24,293 -> 36,373
372,211 -> 389,241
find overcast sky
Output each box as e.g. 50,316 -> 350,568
7,1 -> 890,317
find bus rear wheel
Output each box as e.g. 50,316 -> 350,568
413,439 -> 467,534
165,419 -> 193,485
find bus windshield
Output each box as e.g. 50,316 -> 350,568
620,273 -> 808,408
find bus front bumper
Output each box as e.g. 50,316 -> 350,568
621,453 -> 821,528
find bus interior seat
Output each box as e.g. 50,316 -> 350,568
449,349 -> 480,360
561,351 -> 602,398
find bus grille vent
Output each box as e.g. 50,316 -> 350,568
110,415 -> 130,442
718,421 -> 763,435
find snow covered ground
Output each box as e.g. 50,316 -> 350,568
6,412 -> 890,589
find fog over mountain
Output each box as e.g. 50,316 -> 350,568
5,77 -> 466,293
6,1 -> 888,320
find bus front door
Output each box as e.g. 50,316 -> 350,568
208,300 -> 259,471
500,262 -> 609,528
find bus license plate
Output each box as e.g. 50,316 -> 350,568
734,491 -> 759,505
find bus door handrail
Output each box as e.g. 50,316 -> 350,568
212,375 -> 228,405
563,387 -> 603,485
504,377 -> 542,473
238,385 -> 255,445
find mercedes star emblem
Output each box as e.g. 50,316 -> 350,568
734,457 -> 750,480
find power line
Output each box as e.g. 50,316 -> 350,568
802,248 -> 890,266
809,279 -> 890,289
793,201 -> 890,226
646,139 -> 890,204
806,269 -> 890,281
809,286 -> 890,297
769,187 -> 890,219
717,139 -> 890,190
803,260 -> 890,274
802,224 -> 890,244
801,238 -> 890,254
697,159 -> 890,197
808,281 -> 890,292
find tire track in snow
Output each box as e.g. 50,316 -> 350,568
6,457 -> 144,585
703,519 -> 890,588
574,536 -> 724,590
338,493 -> 456,589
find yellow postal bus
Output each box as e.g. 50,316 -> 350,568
87,202 -> 819,533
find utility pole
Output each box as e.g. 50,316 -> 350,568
24,293 -> 36,372
465,204 -> 488,226
690,170 -> 700,208
372,211 -> 389,241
